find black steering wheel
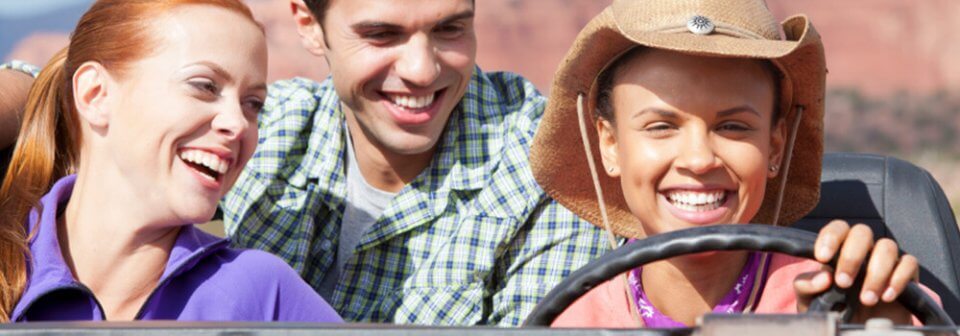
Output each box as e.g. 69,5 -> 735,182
524,224 -> 953,327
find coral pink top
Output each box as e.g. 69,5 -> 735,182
551,254 -> 935,327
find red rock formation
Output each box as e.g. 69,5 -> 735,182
6,32 -> 69,66
245,0 -> 329,81
768,0 -> 960,95
7,0 -> 960,95
4,0 -> 959,214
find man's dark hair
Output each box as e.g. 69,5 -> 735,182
304,0 -> 475,27
303,0 -> 329,25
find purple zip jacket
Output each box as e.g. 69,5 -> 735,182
12,175 -> 343,322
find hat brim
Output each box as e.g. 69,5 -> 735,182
531,8 -> 826,238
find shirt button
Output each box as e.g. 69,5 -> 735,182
320,239 -> 333,251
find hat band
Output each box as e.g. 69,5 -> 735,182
650,22 -> 771,40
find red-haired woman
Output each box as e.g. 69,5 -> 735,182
0,0 -> 341,322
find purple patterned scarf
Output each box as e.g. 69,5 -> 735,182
627,251 -> 768,327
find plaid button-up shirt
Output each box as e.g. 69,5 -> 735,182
221,68 -> 609,326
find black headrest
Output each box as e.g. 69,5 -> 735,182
793,152 -> 960,320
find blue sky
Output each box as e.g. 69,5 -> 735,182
0,0 -> 92,18
0,0 -> 94,59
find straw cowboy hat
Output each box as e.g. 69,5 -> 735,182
531,0 -> 826,238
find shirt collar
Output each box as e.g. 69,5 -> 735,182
162,224 -> 230,280
14,175 -> 79,320
14,175 -> 229,320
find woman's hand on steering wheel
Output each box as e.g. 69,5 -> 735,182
794,220 -> 921,324
524,224 -> 951,327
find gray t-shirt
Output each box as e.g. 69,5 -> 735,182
316,130 -> 397,300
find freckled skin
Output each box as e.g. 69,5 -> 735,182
95,5 -> 268,224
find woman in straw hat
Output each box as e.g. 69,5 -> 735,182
531,0 -> 934,327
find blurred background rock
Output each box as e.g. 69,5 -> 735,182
3,0 -> 958,221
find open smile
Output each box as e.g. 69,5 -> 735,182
659,188 -> 736,225
178,148 -> 232,188
664,189 -> 727,212
380,88 -> 447,125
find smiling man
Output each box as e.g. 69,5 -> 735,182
0,0 -> 607,326
218,0 -> 607,326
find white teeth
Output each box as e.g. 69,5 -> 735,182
665,190 -> 727,212
387,93 -> 435,109
179,149 -> 230,175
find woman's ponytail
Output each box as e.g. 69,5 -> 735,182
0,48 -> 80,321
0,0 -> 261,321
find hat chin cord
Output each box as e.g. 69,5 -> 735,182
576,93 -> 622,250
771,106 -> 804,226
576,93 -> 645,326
